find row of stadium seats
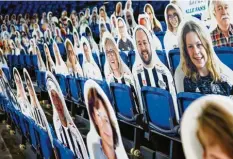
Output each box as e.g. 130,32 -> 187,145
0,93 -> 78,158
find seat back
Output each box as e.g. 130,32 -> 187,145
155,31 -> 165,49
110,83 -> 135,119
77,77 -> 88,101
57,43 -> 66,61
215,47 -> 233,70
25,55 -> 32,68
67,76 -> 80,103
92,53 -> 100,69
156,50 -> 169,68
141,86 -> 175,130
78,54 -> 83,68
94,79 -> 112,103
177,92 -> 203,116
99,53 -> 106,72
128,50 -> 135,69
55,74 -> 68,97
119,51 -> 129,67
53,139 -> 75,159
2,67 -> 11,82
32,55 -> 39,70
19,54 -> 25,68
168,49 -> 180,74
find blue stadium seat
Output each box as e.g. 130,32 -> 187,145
12,55 -> 19,68
168,49 -> 180,74
34,124 -> 53,159
7,54 -> 13,67
66,35 -> 74,44
32,55 -> 39,70
160,21 -> 167,31
214,47 -> 233,70
92,53 -> 100,69
110,83 -> 141,122
25,55 -> 33,68
23,116 -> 37,150
94,79 -> 112,103
66,76 -> 80,103
53,139 -> 75,159
177,92 -> 203,116
36,71 -> 47,91
19,54 -> 26,69
57,43 -> 66,61
55,74 -> 68,97
128,50 -> 135,69
119,51 -> 129,67
77,77 -> 88,102
78,54 -> 83,67
2,67 -> 11,82
156,50 -> 169,68
155,31 -> 165,50
141,86 -> 179,135
48,44 -> 55,62
99,53 -> 105,72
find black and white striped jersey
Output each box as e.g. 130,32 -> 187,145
58,125 -> 84,159
133,63 -> 178,120
108,73 -> 140,114
33,107 -> 46,129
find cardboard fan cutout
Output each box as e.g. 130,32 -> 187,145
132,25 -> 179,121
0,49 -> 8,68
138,14 -> 162,51
0,68 -> 20,111
181,95 -> 233,159
53,41 -> 69,76
143,3 -> 163,32
116,17 -> 134,54
99,18 -> 110,53
80,36 -> 102,80
124,0 -> 133,14
65,39 -> 83,77
83,25 -> 100,57
13,67 -> 33,118
84,79 -> 128,159
124,9 -> 137,37
73,30 -> 82,56
102,32 -> 140,113
110,14 -> 118,39
46,71 -> 89,159
175,17 -> 233,95
23,68 -> 57,155
44,43 -> 56,73
164,3 -> 183,57
35,46 -> 46,71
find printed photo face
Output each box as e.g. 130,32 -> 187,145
100,9 -> 105,19
93,99 -> 114,148
126,11 -> 132,26
214,1 -> 230,27
53,43 -> 61,65
73,32 -> 79,44
14,72 -> 21,88
83,43 -> 90,62
145,6 -> 153,22
50,89 -> 67,126
117,19 -> 125,37
167,9 -> 179,29
185,31 -> 208,71
105,39 -> 119,72
135,29 -> 152,65
67,42 -> 76,64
